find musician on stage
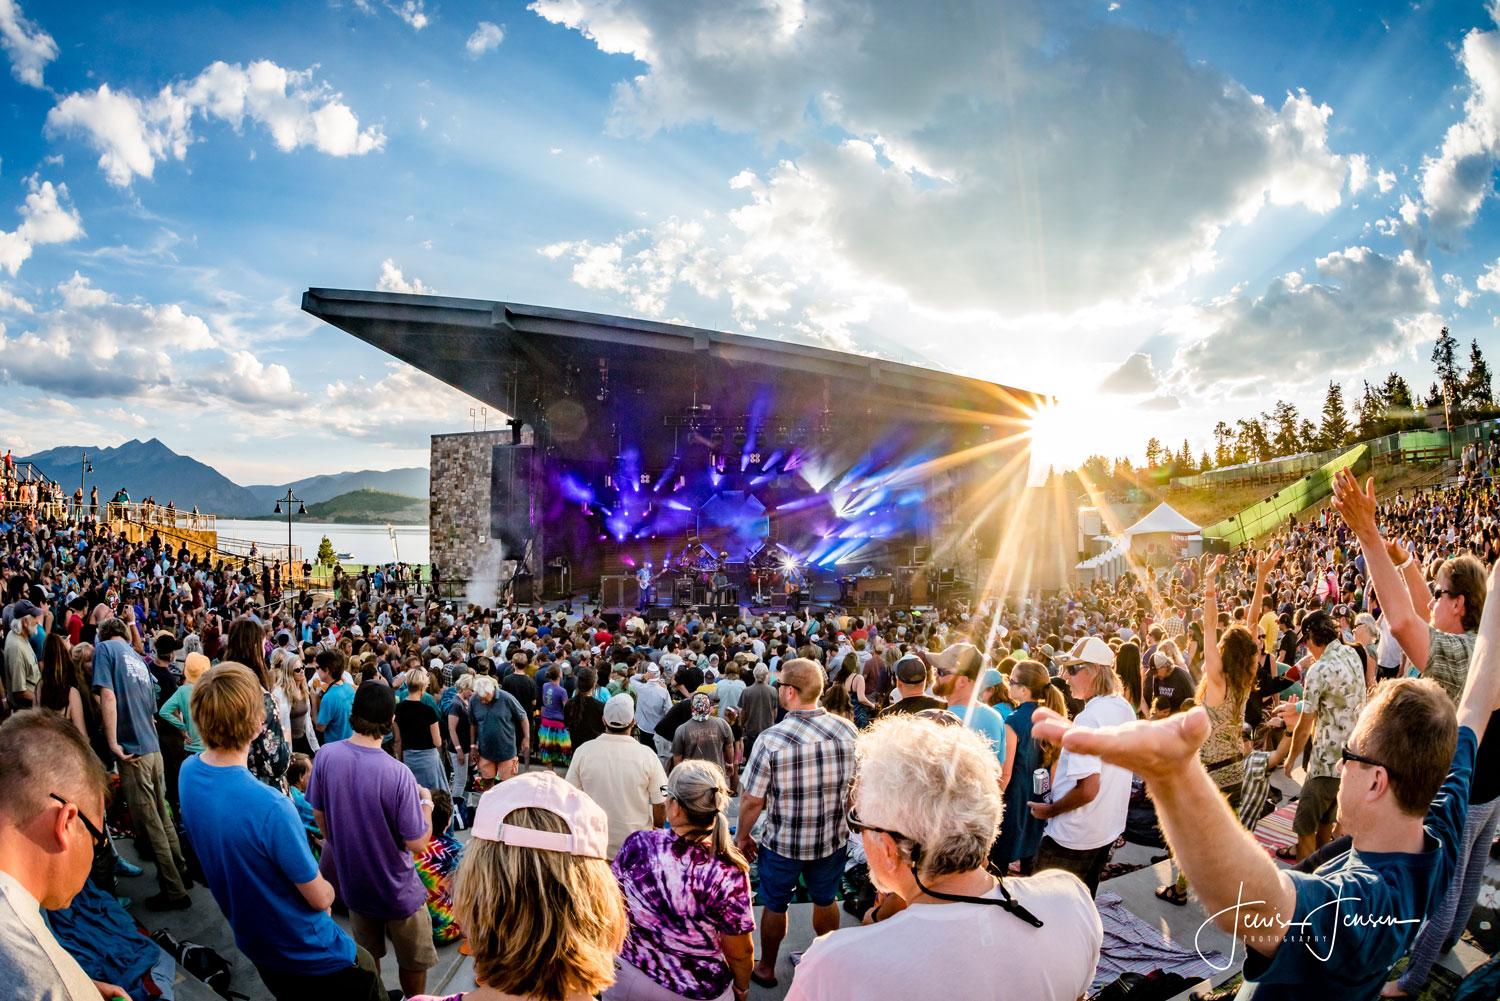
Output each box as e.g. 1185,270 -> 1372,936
636,561 -> 655,610
711,551 -> 736,608
784,563 -> 806,612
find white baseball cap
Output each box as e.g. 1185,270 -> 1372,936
470,772 -> 609,860
603,693 -> 636,728
1062,635 -> 1115,668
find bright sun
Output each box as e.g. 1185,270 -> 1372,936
1025,399 -> 1093,483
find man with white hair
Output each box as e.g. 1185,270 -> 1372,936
786,714 -> 1100,1000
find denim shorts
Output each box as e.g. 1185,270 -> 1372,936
756,843 -> 848,913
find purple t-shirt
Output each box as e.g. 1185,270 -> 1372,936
613,829 -> 755,999
541,681 -> 568,722
306,739 -> 427,921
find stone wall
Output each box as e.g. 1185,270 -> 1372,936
429,427 -> 536,600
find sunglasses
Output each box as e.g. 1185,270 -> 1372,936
49,792 -> 107,851
1339,744 -> 1388,772
1431,585 -> 1457,600
846,805 -> 911,843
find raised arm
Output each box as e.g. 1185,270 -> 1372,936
1201,555 -> 1225,692
1033,707 -> 1296,957
1457,561 -> 1500,740
1331,470 -> 1429,670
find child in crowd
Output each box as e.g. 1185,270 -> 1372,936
159,651 -> 210,754
413,789 -> 463,946
724,706 -> 744,777
285,752 -> 321,853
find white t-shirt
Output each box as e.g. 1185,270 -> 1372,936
1045,694 -> 1136,851
564,734 -> 669,858
785,870 -> 1100,1001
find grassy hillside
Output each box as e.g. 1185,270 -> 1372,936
252,488 -> 427,524
1100,462 -> 1453,540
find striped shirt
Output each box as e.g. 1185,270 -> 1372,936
741,708 -> 857,860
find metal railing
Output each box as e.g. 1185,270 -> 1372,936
100,501 -> 217,532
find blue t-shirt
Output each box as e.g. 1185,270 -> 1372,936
91,638 -> 159,756
178,757 -> 355,975
947,700 -> 1008,763
317,681 -> 355,743
1241,726 -> 1478,999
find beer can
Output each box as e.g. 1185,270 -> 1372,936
1032,767 -> 1051,797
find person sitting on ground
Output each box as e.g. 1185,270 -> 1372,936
0,710 -> 133,1001
608,759 -> 754,1001
1030,557 -> 1500,1001
177,664 -> 383,1001
566,693 -> 669,859
414,789 -> 464,947
786,714 -> 1101,1001
406,771 -> 627,1001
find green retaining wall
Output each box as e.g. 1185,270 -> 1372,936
1203,445 -> 1368,548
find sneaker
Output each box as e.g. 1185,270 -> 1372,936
113,856 -> 144,877
143,892 -> 192,911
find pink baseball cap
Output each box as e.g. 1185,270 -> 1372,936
470,772 -> 610,860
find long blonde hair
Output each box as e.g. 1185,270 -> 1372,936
668,759 -> 749,874
454,808 -> 626,1001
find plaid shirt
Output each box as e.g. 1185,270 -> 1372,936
741,708 -> 857,860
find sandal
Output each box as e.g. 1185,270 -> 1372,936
1274,845 -> 1299,861
750,971 -> 779,989
1154,884 -> 1189,906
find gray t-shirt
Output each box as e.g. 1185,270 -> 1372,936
671,716 -> 734,775
92,637 -> 160,756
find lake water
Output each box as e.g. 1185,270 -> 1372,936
215,519 -> 430,565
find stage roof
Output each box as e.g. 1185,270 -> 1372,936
302,289 -> 1043,431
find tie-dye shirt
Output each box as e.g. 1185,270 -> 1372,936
413,833 -> 463,945
613,828 -> 756,1000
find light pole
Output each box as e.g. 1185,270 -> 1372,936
79,450 -> 93,520
273,489 -> 306,583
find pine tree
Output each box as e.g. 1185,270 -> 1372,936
1381,372 -> 1414,413
1145,437 -> 1163,467
1298,419 -> 1318,450
1269,400 -> 1302,456
316,535 -> 337,567
1318,381 -> 1350,450
1179,439 -> 1192,468
1354,380 -> 1387,439
1464,338 -> 1495,415
1198,449 -> 1212,472
1432,326 -> 1462,408
1212,421 -> 1233,467
1426,382 -> 1444,408
1236,418 -> 1270,462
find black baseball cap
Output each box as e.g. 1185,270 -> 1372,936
352,681 -> 396,725
894,654 -> 928,685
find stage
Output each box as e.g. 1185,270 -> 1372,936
302,289 -> 1065,608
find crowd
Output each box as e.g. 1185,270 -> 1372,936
2,459 -> 1500,1001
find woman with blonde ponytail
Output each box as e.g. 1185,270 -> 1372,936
607,760 -> 755,1001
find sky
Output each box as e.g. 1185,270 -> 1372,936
3,1 -> 1500,485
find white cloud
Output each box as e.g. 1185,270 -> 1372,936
0,0 -> 56,88
1172,246 -> 1441,393
204,349 -> 302,405
0,285 -> 33,313
0,274 -> 216,398
1419,10 -> 1500,244
388,0 -> 429,30
532,0 -> 1355,317
46,60 -> 385,187
316,362 -> 484,445
376,258 -> 434,294
1478,257 -> 1500,294
1099,352 -> 1162,394
0,177 -> 84,275
466,21 -> 505,57
1376,168 -> 1397,193
1347,154 -> 1370,194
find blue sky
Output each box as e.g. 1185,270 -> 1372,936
3,0 -> 1500,484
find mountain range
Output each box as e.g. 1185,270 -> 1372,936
19,438 -> 427,517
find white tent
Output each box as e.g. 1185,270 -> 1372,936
1124,502 -> 1202,559
1124,502 -> 1201,537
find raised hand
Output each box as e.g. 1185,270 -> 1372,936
1031,706 -> 1210,783
1331,469 -> 1380,540
1255,547 -> 1281,579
